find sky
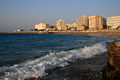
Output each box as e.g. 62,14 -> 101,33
0,0 -> 120,32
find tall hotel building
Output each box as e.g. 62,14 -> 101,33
88,15 -> 106,30
76,15 -> 89,30
107,16 -> 120,29
77,15 -> 89,27
56,20 -> 65,30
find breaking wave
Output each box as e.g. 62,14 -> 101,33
0,42 -> 107,80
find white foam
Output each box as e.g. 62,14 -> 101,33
0,42 -> 107,80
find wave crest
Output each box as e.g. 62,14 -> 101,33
0,42 -> 107,80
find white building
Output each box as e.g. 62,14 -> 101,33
107,16 -> 120,29
56,20 -> 65,30
35,23 -> 46,30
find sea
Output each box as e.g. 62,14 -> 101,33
0,33 -> 119,80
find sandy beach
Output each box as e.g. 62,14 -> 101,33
3,31 -> 120,37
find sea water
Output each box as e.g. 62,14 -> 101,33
0,33 -> 119,80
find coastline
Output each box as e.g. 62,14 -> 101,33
2,31 -> 120,37
0,32 -> 119,80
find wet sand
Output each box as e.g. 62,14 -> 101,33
47,31 -> 120,37
3,31 -> 120,37
26,52 -> 108,80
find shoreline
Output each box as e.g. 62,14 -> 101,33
1,31 -> 120,37
0,32 -> 119,80
27,52 -> 108,80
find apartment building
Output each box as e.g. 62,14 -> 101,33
76,15 -> 89,30
56,20 -> 65,30
77,15 -> 89,27
107,16 -> 120,29
88,15 -> 105,30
